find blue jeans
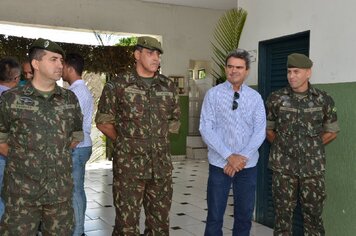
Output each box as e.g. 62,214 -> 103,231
0,155 -> 5,220
204,164 -> 257,236
72,146 -> 92,236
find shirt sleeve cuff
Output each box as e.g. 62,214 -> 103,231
95,113 -> 115,124
72,131 -> 84,143
323,121 -> 340,133
0,132 -> 8,143
222,150 -> 233,160
239,151 -> 252,160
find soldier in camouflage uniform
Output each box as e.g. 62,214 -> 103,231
0,57 -> 21,220
266,53 -> 340,236
0,38 -> 83,235
96,36 -> 181,236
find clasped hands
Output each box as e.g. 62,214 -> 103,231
224,154 -> 247,177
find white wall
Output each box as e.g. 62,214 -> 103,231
0,0 -> 226,77
239,0 -> 356,85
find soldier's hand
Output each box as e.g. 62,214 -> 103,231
0,143 -> 9,156
227,154 -> 247,172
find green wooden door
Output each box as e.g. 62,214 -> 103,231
256,31 -> 310,235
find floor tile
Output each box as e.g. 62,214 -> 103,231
83,160 -> 273,235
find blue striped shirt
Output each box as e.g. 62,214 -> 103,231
199,81 -> 266,169
0,85 -> 10,95
68,80 -> 94,147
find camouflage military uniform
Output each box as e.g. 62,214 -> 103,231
96,70 -> 180,236
0,83 -> 83,235
266,85 -> 339,236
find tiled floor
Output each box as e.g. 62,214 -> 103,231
84,160 -> 273,236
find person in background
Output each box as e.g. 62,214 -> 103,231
19,58 -> 33,86
0,38 -> 83,235
95,36 -> 181,235
266,53 -> 339,235
62,53 -> 93,236
199,49 -> 266,236
0,57 -> 21,221
0,57 -> 21,94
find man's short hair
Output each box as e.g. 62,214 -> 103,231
28,48 -> 47,64
225,49 -> 251,70
64,53 -> 85,76
0,57 -> 21,82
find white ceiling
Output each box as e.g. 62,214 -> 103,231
140,0 -> 238,10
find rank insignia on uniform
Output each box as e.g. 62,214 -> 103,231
20,96 -> 34,105
281,95 -> 290,100
282,101 -> 291,107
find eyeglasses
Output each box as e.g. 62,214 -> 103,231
232,92 -> 240,110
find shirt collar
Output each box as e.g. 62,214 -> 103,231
68,79 -> 85,90
23,82 -> 63,97
0,84 -> 10,91
223,80 -> 245,93
128,70 -> 164,88
285,83 -> 319,97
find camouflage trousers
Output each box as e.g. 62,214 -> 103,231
272,172 -> 326,236
112,176 -> 173,236
0,199 -> 74,236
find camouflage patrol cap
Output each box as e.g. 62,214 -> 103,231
137,36 -> 163,54
287,53 -> 313,68
30,38 -> 65,57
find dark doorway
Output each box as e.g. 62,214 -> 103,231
256,31 -> 310,235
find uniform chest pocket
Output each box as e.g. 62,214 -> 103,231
278,106 -> 298,122
55,105 -> 76,120
151,93 -> 174,120
302,107 -> 324,134
121,90 -> 148,120
10,105 -> 39,132
276,107 -> 298,133
304,107 -> 324,123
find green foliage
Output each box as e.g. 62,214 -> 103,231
116,37 -> 138,46
211,8 -> 247,84
0,34 -> 135,76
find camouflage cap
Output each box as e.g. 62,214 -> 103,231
287,53 -> 313,68
137,36 -> 163,54
30,38 -> 65,57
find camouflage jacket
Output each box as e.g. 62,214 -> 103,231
96,71 -> 181,179
0,83 -> 83,205
266,85 -> 339,177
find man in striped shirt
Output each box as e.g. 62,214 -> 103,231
200,49 -> 266,236
62,53 -> 94,236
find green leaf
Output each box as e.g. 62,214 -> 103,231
211,8 -> 247,84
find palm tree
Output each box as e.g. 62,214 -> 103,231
212,8 -> 247,84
